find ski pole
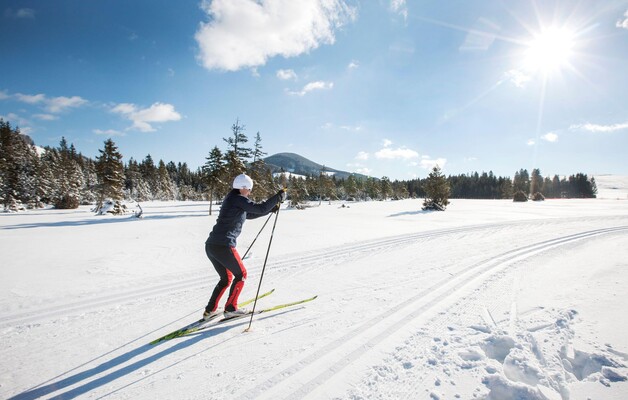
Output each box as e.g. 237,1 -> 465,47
244,204 -> 280,332
242,212 -> 273,259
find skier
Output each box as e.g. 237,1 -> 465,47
203,173 -> 286,320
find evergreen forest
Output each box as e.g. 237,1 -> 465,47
0,118 -> 598,212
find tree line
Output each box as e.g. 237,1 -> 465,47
0,118 -> 597,212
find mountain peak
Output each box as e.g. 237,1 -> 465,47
263,153 -> 366,180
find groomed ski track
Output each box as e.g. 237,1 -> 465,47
3,214 -> 628,399
1,215 -> 622,329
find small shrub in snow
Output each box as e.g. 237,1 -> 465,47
513,191 -> 528,202
2,197 -> 26,212
531,192 -> 545,201
93,199 -> 128,215
54,194 -> 80,209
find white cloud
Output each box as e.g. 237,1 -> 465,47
390,0 -> 407,20
277,69 -> 297,80
420,156 -> 447,170
354,167 -> 371,175
570,122 -> 628,133
13,92 -> 87,113
617,10 -> 628,29
0,90 -> 10,100
321,122 -> 361,131
542,132 -> 558,142
15,93 -> 46,104
340,124 -> 362,132
527,139 -> 535,146
94,129 -> 125,137
45,96 -> 88,113
375,147 -> 419,160
382,139 -> 393,147
355,151 -> 369,161
505,69 -> 531,88
288,80 -> 333,96
195,0 -> 356,71
112,102 -> 182,132
33,114 -> 58,121
347,60 -> 359,69
111,103 -> 136,114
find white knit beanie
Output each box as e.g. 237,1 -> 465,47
233,174 -> 254,190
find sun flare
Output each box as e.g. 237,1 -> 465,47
523,27 -> 576,74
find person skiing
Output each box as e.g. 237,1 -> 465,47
203,173 -> 286,320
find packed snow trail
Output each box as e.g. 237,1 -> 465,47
236,226 -> 628,399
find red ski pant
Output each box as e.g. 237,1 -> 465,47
205,243 -> 248,313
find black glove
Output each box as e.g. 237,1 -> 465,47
271,203 -> 280,213
277,188 -> 287,203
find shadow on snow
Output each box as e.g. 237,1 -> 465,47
0,212 -> 209,230
9,312 -> 289,399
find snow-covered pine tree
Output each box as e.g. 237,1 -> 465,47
0,120 -> 40,211
49,137 -> 84,209
95,139 -> 126,214
139,154 -> 157,200
422,165 -> 450,211
155,160 -> 175,200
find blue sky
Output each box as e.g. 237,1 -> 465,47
1,0 -> 627,180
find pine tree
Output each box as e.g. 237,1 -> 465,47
513,169 -> 530,194
319,169 -> 337,202
530,168 -> 543,196
139,154 -> 157,200
422,165 -> 450,211
364,177 -> 380,200
0,119 -> 40,210
289,176 -> 308,208
155,159 -> 176,200
223,119 -> 251,178
51,137 -> 83,209
249,131 -> 273,200
203,146 -> 227,215
380,176 -> 393,200
95,139 -> 125,214
344,175 -> 358,200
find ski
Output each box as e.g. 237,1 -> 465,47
182,295 -> 318,336
149,288 -> 275,345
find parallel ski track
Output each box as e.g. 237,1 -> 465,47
235,225 -> 628,400
1,215 -> 625,330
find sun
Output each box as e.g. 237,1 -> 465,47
523,26 -> 576,75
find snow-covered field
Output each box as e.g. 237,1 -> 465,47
2,179 -> 628,399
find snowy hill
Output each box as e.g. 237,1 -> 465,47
264,152 -> 368,180
2,196 -> 628,399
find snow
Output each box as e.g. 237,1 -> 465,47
2,179 -> 628,399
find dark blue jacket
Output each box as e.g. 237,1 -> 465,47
207,189 -> 282,247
